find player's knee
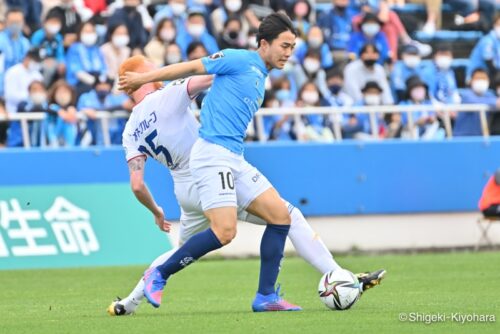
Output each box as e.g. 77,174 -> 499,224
269,208 -> 291,226
212,224 -> 237,245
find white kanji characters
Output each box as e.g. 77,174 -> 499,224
0,199 -> 57,256
44,197 -> 99,256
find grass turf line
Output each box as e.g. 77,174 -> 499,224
1,252 -> 499,334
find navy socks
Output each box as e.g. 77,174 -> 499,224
258,224 -> 290,295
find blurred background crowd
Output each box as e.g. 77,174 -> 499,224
0,0 -> 499,148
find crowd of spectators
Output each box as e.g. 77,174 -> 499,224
0,0 -> 499,148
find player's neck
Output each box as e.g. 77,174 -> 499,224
132,85 -> 154,105
257,48 -> 273,71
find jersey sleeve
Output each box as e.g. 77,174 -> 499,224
201,49 -> 242,75
122,129 -> 146,162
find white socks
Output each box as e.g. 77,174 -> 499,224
287,203 -> 341,274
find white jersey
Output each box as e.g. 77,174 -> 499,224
122,78 -> 199,176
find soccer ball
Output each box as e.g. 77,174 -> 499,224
318,269 -> 361,310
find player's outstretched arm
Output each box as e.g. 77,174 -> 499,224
187,75 -> 213,98
119,59 -> 206,94
128,156 -> 171,232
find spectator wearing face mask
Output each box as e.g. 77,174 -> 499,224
466,14 -> 500,83
177,9 -> 219,60
391,44 -> 425,102
325,67 -> 353,108
6,0 -> 42,35
348,12 -> 391,65
46,0 -> 83,48
47,79 -> 78,146
399,76 -> 444,139
318,0 -> 359,63
31,12 -> 66,87
66,21 -> 107,98
108,0 -> 150,51
294,81 -> 334,142
342,81 -> 384,139
145,18 -> 178,67
77,76 -> 132,145
164,43 -> 183,66
211,0 -> 250,37
4,49 -> 43,117
421,44 -> 460,106
291,50 -> 331,104
218,17 -> 247,50
352,0 -> 431,62
100,24 -> 132,83
154,0 -> 189,38
344,43 -> 393,105
294,26 -> 333,70
453,68 -> 500,137
10,80 -> 49,147
0,7 -> 31,97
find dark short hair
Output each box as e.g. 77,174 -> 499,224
256,12 -> 297,47
471,67 -> 489,78
6,7 -> 24,18
187,41 -> 207,57
360,42 -> 380,55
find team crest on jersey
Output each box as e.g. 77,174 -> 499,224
208,51 -> 224,60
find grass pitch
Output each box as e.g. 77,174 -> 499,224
1,252 -> 499,334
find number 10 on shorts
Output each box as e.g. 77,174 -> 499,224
218,171 -> 234,190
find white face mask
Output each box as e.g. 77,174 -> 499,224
301,91 -> 319,105
112,35 -> 129,48
435,56 -> 452,70
364,94 -> 381,106
171,3 -> 186,16
81,32 -> 98,46
166,53 -> 181,64
472,79 -> 490,95
31,92 -> 47,105
225,0 -> 242,12
362,23 -> 380,37
187,24 -> 205,38
403,55 -> 421,69
410,86 -> 426,101
29,61 -> 41,73
303,58 -> 320,74
308,37 -> 322,49
160,29 -> 176,42
495,26 -> 500,39
46,24 -> 61,35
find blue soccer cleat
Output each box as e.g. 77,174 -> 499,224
252,285 -> 302,312
143,267 -> 167,308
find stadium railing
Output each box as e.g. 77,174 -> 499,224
0,104 -> 491,148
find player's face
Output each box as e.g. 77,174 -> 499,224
266,31 -> 296,70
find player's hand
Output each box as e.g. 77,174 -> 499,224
154,207 -> 172,233
118,71 -> 143,95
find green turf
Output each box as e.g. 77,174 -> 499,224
1,252 -> 499,334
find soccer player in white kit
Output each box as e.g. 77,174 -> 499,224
108,55 -> 385,315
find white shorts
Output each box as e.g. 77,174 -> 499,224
189,138 -> 271,211
173,173 -> 269,244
